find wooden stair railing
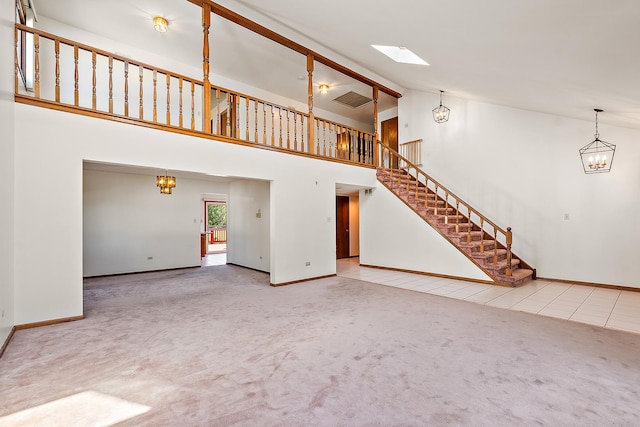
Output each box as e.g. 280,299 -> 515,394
13,24 -> 376,167
376,142 -> 534,286
398,139 -> 422,166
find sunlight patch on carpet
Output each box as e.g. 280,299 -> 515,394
0,391 -> 151,427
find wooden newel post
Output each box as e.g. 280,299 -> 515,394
202,4 -> 212,134
373,86 -> 379,166
506,227 -> 513,277
307,54 -> 315,154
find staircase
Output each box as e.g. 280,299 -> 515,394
376,163 -> 534,287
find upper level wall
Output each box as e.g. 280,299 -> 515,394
399,90 -> 640,288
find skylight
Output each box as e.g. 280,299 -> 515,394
371,45 -> 429,66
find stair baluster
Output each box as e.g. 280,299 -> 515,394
493,229 -> 498,265
479,218 -> 484,253
444,192 -> 449,224
433,185 -> 438,215
467,211 -> 472,243
455,201 -> 460,233
424,184 -> 429,209
506,227 -> 513,276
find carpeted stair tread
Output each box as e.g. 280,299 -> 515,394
484,258 -> 521,270
497,268 -> 534,285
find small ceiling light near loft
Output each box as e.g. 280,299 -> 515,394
579,109 -> 616,174
156,171 -> 176,194
318,84 -> 329,94
153,16 -> 169,33
432,90 -> 450,123
371,45 -> 429,66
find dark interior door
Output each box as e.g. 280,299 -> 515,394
336,196 -> 350,259
382,116 -> 398,168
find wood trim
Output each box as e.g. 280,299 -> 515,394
537,277 -> 640,294
84,265 -> 201,280
0,326 -> 16,359
271,274 -> 337,287
186,0 -> 402,99
225,263 -> 269,275
15,95 -> 376,170
15,316 -> 84,330
202,3 -> 212,133
359,264 -> 512,287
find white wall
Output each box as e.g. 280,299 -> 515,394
0,0 -> 15,342
360,185 -> 492,281
227,180 -> 270,272
399,90 -> 640,288
83,169 -> 230,276
13,104 -> 377,324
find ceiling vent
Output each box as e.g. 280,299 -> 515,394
332,91 -> 372,109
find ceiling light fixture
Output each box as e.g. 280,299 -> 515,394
318,84 -> 329,94
432,90 -> 450,123
371,45 -> 429,66
579,109 -> 615,174
153,16 -> 169,33
156,171 -> 176,194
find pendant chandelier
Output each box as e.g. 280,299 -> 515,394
432,90 -> 450,123
579,109 -> 615,174
156,171 -> 176,194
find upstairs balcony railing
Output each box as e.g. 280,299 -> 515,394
14,24 -> 376,167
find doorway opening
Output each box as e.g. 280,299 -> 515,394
203,198 -> 227,267
335,189 -> 360,260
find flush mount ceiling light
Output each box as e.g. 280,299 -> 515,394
432,90 -> 450,123
318,84 -> 329,94
371,45 -> 429,66
156,171 -> 176,194
153,16 -> 169,33
579,109 -> 615,174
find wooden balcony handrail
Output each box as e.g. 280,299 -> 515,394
399,139 -> 423,147
14,23 -> 375,168
213,86 -> 309,119
314,116 -> 375,138
15,24 -> 202,86
377,141 -> 507,236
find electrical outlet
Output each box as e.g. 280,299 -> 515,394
563,213 -> 570,221
147,256 -> 153,260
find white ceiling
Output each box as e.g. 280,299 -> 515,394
34,0 -> 640,129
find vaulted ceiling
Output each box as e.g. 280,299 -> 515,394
34,0 -> 640,129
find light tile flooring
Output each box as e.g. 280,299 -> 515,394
202,252 -> 226,267
337,258 -> 640,335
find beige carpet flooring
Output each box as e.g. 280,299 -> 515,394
1,265 -> 640,426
